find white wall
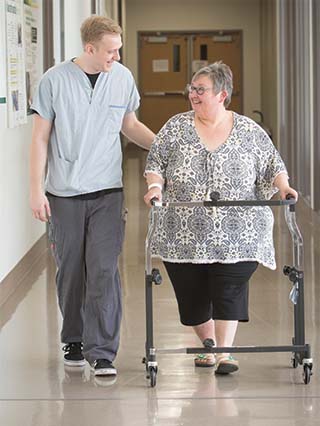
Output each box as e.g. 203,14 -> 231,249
261,0 -> 278,142
124,0 -> 261,118
0,115 -> 45,282
0,2 -> 45,282
105,0 -> 119,21
64,0 -> 92,59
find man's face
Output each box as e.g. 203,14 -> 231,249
88,33 -> 122,72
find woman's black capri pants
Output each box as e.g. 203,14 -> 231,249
163,261 -> 258,326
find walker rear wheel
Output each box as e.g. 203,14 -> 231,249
291,354 -> 298,369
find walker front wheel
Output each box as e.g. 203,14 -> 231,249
149,367 -> 157,387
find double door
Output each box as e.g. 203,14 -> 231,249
138,31 -> 243,133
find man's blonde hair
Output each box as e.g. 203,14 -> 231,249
80,15 -> 122,46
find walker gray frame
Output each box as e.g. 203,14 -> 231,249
142,197 -> 313,387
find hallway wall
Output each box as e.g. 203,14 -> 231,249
260,0 -> 278,144
64,0 -> 92,59
124,0 -> 261,118
277,0 -> 315,208
0,3 -> 45,282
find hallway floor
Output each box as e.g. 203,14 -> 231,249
1,145 -> 320,425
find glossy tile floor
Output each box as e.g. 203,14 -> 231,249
1,144 -> 320,425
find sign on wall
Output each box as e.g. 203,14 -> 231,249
24,0 -> 41,115
5,0 -> 41,128
6,0 -> 27,128
0,1 -> 7,105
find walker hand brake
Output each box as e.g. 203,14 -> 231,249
289,283 -> 299,305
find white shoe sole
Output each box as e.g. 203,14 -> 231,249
94,376 -> 117,387
91,366 -> 117,376
64,359 -> 86,367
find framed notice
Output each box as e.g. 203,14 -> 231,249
24,0 -> 41,115
152,59 -> 169,73
6,0 -> 27,127
0,1 -> 7,104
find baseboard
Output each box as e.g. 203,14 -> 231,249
0,234 -> 48,307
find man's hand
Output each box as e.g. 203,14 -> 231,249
30,191 -> 51,221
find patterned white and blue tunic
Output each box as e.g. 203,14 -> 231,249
145,111 -> 288,270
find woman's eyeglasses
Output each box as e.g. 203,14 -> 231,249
186,84 -> 213,96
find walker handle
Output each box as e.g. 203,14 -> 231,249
201,191 -> 297,207
150,197 -> 160,206
203,199 -> 296,207
151,198 -> 297,208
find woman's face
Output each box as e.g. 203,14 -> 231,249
188,75 -> 225,117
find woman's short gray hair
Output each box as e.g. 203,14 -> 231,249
192,61 -> 233,107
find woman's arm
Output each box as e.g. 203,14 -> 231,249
273,172 -> 298,200
143,116 -> 178,206
144,172 -> 164,206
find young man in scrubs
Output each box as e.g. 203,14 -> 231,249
30,15 -> 155,377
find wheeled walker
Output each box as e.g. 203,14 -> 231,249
142,195 -> 313,387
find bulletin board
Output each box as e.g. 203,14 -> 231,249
0,1 -> 7,105
4,0 -> 42,128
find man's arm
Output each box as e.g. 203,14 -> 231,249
30,114 -> 53,222
121,111 -> 155,150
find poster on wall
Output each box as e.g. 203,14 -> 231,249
6,0 -> 27,128
24,0 -> 40,115
0,1 -> 7,105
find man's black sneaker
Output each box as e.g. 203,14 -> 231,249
90,359 -> 117,376
62,342 -> 86,367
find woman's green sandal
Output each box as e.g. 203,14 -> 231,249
215,355 -> 239,374
194,338 -> 216,367
194,353 -> 216,367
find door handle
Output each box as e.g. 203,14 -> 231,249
164,91 -> 185,96
144,91 -> 185,96
143,92 -> 165,96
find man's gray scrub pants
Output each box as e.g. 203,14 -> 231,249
48,191 -> 125,364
